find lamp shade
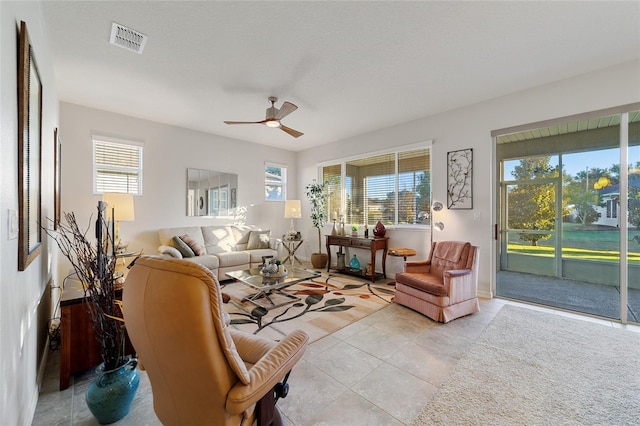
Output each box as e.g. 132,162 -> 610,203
284,200 -> 302,219
102,193 -> 135,221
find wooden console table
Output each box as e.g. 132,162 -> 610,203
325,235 -> 389,282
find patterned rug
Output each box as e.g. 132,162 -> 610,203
221,271 -> 395,342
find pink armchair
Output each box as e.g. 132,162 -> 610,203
394,241 -> 479,323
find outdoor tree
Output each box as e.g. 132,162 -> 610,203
629,179 -> 640,247
397,189 -> 416,224
563,175 -> 601,226
415,172 -> 431,220
508,157 -> 568,246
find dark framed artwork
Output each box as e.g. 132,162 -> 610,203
446,148 -> 473,209
54,127 -> 61,230
18,20 -> 43,270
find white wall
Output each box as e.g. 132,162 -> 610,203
58,102 -> 298,278
296,60 -> 640,298
0,2 -> 59,425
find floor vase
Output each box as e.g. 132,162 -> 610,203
86,358 -> 140,424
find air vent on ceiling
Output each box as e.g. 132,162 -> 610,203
109,22 -> 147,54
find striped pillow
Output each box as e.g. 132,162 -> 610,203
179,234 -> 206,256
169,236 -> 195,258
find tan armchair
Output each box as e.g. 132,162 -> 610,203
123,257 -> 308,425
394,241 -> 479,323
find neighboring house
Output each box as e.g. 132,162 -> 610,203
594,174 -> 640,228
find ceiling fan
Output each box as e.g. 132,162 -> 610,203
224,96 -> 304,138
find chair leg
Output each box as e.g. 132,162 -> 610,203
256,388 -> 276,426
256,371 -> 291,426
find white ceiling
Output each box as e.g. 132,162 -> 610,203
40,1 -> 640,152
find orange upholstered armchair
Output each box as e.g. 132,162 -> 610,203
123,257 -> 308,426
394,241 -> 479,323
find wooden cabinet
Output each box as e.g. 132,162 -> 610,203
325,235 -> 389,282
59,286 -> 102,390
59,285 -> 133,390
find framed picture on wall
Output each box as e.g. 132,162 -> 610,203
17,20 -> 43,270
446,148 -> 473,209
54,127 -> 62,230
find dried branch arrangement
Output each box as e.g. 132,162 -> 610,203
46,204 -> 126,370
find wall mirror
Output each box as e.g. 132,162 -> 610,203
18,20 -> 43,271
187,168 -> 238,217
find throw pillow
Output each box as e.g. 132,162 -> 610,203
179,234 -> 205,256
169,235 -> 195,258
247,230 -> 270,250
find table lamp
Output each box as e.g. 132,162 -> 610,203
102,192 -> 135,250
284,200 -> 302,235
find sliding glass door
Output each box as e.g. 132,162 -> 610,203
496,107 -> 640,322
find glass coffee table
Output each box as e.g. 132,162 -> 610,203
225,267 -> 321,310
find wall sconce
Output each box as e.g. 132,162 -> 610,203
430,200 -> 444,248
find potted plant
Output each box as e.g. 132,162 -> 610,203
305,179 -> 329,268
46,203 -> 139,424
351,224 -> 359,237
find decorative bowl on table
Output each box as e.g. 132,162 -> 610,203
259,269 -> 288,279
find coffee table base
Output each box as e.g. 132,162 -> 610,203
242,288 -> 300,310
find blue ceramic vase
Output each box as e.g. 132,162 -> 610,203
349,254 -> 361,271
86,358 -> 140,424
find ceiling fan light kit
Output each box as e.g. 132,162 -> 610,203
224,97 -> 304,138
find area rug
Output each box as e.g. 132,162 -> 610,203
413,305 -> 640,426
221,271 -> 395,342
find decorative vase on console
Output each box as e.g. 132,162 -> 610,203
349,254 -> 361,271
373,220 -> 386,237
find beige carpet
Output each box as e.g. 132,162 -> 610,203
221,271 -> 395,342
414,305 -> 640,425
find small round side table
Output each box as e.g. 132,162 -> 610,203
388,248 -> 417,286
388,248 -> 417,261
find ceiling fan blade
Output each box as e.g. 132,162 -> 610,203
274,102 -> 298,120
280,124 -> 304,138
223,120 -> 265,125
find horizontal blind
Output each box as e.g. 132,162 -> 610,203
94,138 -> 143,194
319,142 -> 431,226
347,153 -> 395,225
398,148 -> 430,224
323,164 -> 342,221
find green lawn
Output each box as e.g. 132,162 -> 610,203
507,223 -> 640,264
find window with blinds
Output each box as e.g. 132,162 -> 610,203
321,145 -> 431,226
93,137 -> 143,195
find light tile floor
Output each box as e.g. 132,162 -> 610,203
33,296 -> 639,425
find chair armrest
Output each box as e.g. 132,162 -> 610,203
229,328 -> 277,364
443,269 -> 475,304
158,245 -> 182,258
444,269 -> 471,278
404,260 -> 431,273
226,330 -> 309,415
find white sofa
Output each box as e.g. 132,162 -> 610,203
157,225 -> 279,280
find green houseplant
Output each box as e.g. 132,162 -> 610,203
46,203 -> 139,424
305,179 -> 329,268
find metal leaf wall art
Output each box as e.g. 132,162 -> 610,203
447,148 -> 473,209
